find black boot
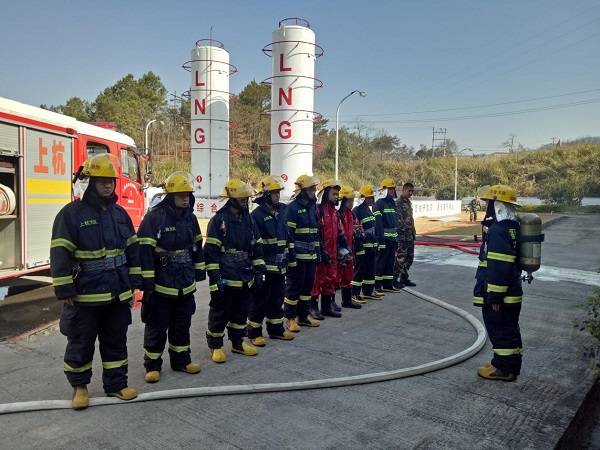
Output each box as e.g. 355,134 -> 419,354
341,287 -> 362,309
331,293 -> 342,312
402,274 -> 416,287
321,294 -> 342,318
310,296 -> 324,320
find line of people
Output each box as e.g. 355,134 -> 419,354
50,154 -> 418,410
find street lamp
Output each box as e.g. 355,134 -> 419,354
144,119 -> 164,155
335,90 -> 366,180
454,148 -> 473,201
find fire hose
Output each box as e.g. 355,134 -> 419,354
0,288 -> 486,415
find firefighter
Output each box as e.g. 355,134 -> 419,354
352,185 -> 380,300
375,178 -> 401,292
394,182 -> 417,289
138,171 -> 206,384
50,154 -> 141,410
338,185 -> 364,308
204,179 -> 265,363
247,176 -> 295,345
284,175 -> 321,330
473,185 -> 523,382
312,179 -> 349,317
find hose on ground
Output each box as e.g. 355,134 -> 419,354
0,288 -> 486,415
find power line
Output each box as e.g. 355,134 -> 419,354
340,97 -> 600,124
330,87 -> 600,118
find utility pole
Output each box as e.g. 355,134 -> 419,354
431,127 -> 448,157
551,137 -> 560,147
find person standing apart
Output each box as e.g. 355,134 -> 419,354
394,182 -> 417,289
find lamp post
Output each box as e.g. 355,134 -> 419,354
454,148 -> 473,201
335,90 -> 366,180
144,119 -> 164,155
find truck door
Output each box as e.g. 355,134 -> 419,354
119,146 -> 144,228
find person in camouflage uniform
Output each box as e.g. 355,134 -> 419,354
469,197 -> 480,223
394,182 -> 416,289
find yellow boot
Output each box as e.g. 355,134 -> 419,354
270,330 -> 295,341
299,315 -> 320,327
232,340 -> 259,356
178,362 -> 201,374
211,348 -> 227,363
287,318 -> 301,333
477,364 -> 516,382
71,386 -> 89,410
251,336 -> 267,347
108,386 -> 138,400
144,371 -> 161,383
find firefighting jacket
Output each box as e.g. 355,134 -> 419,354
251,199 -> 288,274
339,207 -> 362,255
285,196 -> 320,264
137,194 -> 205,297
317,202 -> 348,260
204,202 -> 266,291
375,195 -> 398,244
473,219 -> 523,306
50,189 -> 142,306
353,202 -> 378,253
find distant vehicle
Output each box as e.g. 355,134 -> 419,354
0,96 -> 149,285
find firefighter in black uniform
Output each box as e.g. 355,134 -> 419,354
284,175 -> 322,331
138,171 -> 206,383
473,185 -> 524,382
247,176 -> 295,345
204,179 -> 266,363
352,185 -> 380,301
375,178 -> 401,292
50,154 -> 141,410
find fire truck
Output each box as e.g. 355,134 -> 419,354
0,96 -> 148,289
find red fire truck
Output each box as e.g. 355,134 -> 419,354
0,96 -> 147,287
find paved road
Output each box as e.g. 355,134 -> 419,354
0,215 -> 598,449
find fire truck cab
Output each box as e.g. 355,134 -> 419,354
0,96 -> 147,286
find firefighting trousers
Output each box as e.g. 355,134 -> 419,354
142,291 -> 196,372
206,285 -> 251,349
284,260 -> 316,319
377,240 -> 398,289
482,304 -> 523,375
247,272 -> 286,338
338,258 -> 354,290
394,238 -> 415,281
312,260 -> 338,297
59,301 -> 131,393
352,251 -> 376,296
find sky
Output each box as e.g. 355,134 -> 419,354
1,0 -> 599,152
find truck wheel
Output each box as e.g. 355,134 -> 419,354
0,184 -> 16,215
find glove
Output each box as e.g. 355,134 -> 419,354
254,272 -> 265,290
487,291 -> 504,305
196,269 -> 207,282
140,291 -> 152,323
321,252 -> 332,265
211,278 -> 226,298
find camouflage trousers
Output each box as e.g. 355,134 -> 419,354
394,238 -> 415,281
469,210 -> 478,222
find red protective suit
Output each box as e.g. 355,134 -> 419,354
312,202 -> 343,296
338,207 -> 360,288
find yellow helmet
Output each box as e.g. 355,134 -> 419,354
480,184 -> 520,206
83,154 -> 118,178
165,171 -> 194,193
221,179 -> 254,199
319,178 -> 342,191
258,176 -> 284,193
294,175 -> 320,191
380,177 -> 396,189
359,184 -> 375,198
339,185 -> 356,199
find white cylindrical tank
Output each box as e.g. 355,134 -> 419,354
189,40 -> 232,213
266,19 -> 322,198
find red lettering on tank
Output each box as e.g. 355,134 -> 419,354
195,71 -> 206,87
194,128 -> 205,144
279,54 -> 291,72
278,87 -> 292,106
194,98 -> 206,115
278,121 -> 292,139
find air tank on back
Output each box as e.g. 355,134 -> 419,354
517,213 -> 544,283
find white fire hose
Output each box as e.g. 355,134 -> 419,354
0,288 -> 486,415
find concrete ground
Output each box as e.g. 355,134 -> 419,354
0,215 -> 599,449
